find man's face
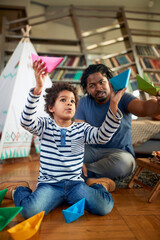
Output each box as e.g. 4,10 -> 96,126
86,72 -> 110,104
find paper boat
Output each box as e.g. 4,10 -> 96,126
7,211 -> 45,240
0,189 -> 8,205
137,75 -> 160,96
62,198 -> 85,223
31,53 -> 64,73
0,207 -> 23,231
109,68 -> 131,92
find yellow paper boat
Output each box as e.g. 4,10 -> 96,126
7,211 -> 45,240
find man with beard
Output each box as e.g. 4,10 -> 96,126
74,64 -> 160,183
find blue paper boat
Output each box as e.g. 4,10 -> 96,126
0,189 -> 8,205
109,69 -> 131,92
0,207 -> 23,231
62,198 -> 85,223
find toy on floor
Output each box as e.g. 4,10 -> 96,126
0,207 -> 23,231
0,189 -> 8,205
31,53 -> 64,73
151,151 -> 160,163
109,69 -> 131,92
62,198 -> 85,223
7,211 -> 45,240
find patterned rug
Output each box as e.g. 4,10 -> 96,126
117,168 -> 160,188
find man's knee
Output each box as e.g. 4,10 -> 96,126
86,150 -> 135,179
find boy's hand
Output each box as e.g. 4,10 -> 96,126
109,83 -> 126,115
82,164 -> 88,177
33,59 -> 48,95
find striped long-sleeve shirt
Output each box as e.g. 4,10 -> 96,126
20,89 -> 123,185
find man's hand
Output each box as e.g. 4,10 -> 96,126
157,91 -> 160,105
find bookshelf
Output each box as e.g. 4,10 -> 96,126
134,43 -> 160,86
125,9 -> 160,98
49,53 -> 86,83
82,7 -> 138,94
1,6 -> 160,98
81,8 -> 160,99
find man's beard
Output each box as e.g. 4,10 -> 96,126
95,91 -> 108,103
96,96 -> 108,103
88,92 -> 108,103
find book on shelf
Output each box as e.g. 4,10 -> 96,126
73,70 -> 83,81
139,57 -> 153,69
154,45 -> 160,56
72,57 -> 81,67
115,54 -> 133,66
117,66 -> 137,78
56,70 -> 65,80
95,58 -> 114,68
129,80 -> 138,92
155,73 -> 160,84
92,53 -> 133,69
110,57 -> 119,67
50,69 -> 60,80
140,57 -> 160,70
65,55 -> 85,67
67,57 -> 76,66
63,71 -> 77,81
143,72 -> 160,85
149,59 -> 160,70
136,45 -> 158,57
59,56 -> 68,66
57,70 -> 83,82
80,56 -> 86,66
103,58 -> 114,69
50,69 -> 83,82
151,46 -> 160,57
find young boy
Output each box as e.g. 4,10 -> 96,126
0,60 -> 125,219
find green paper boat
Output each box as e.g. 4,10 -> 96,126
0,207 -> 23,231
137,74 -> 160,96
0,189 -> 8,205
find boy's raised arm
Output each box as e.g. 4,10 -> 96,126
32,60 -> 48,95
109,84 -> 126,115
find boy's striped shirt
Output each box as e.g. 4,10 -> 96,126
20,89 -> 123,185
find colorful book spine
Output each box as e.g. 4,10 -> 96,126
73,70 -> 83,81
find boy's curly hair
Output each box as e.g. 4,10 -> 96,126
81,64 -> 114,94
44,81 -> 79,119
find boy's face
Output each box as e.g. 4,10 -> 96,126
49,90 -> 76,122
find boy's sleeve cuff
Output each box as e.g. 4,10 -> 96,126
109,107 -> 123,120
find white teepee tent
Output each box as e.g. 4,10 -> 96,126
0,26 -> 52,160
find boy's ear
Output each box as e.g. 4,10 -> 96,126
48,105 -> 54,113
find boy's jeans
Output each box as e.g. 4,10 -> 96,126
14,180 -> 114,219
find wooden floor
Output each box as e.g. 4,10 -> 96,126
0,156 -> 160,240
